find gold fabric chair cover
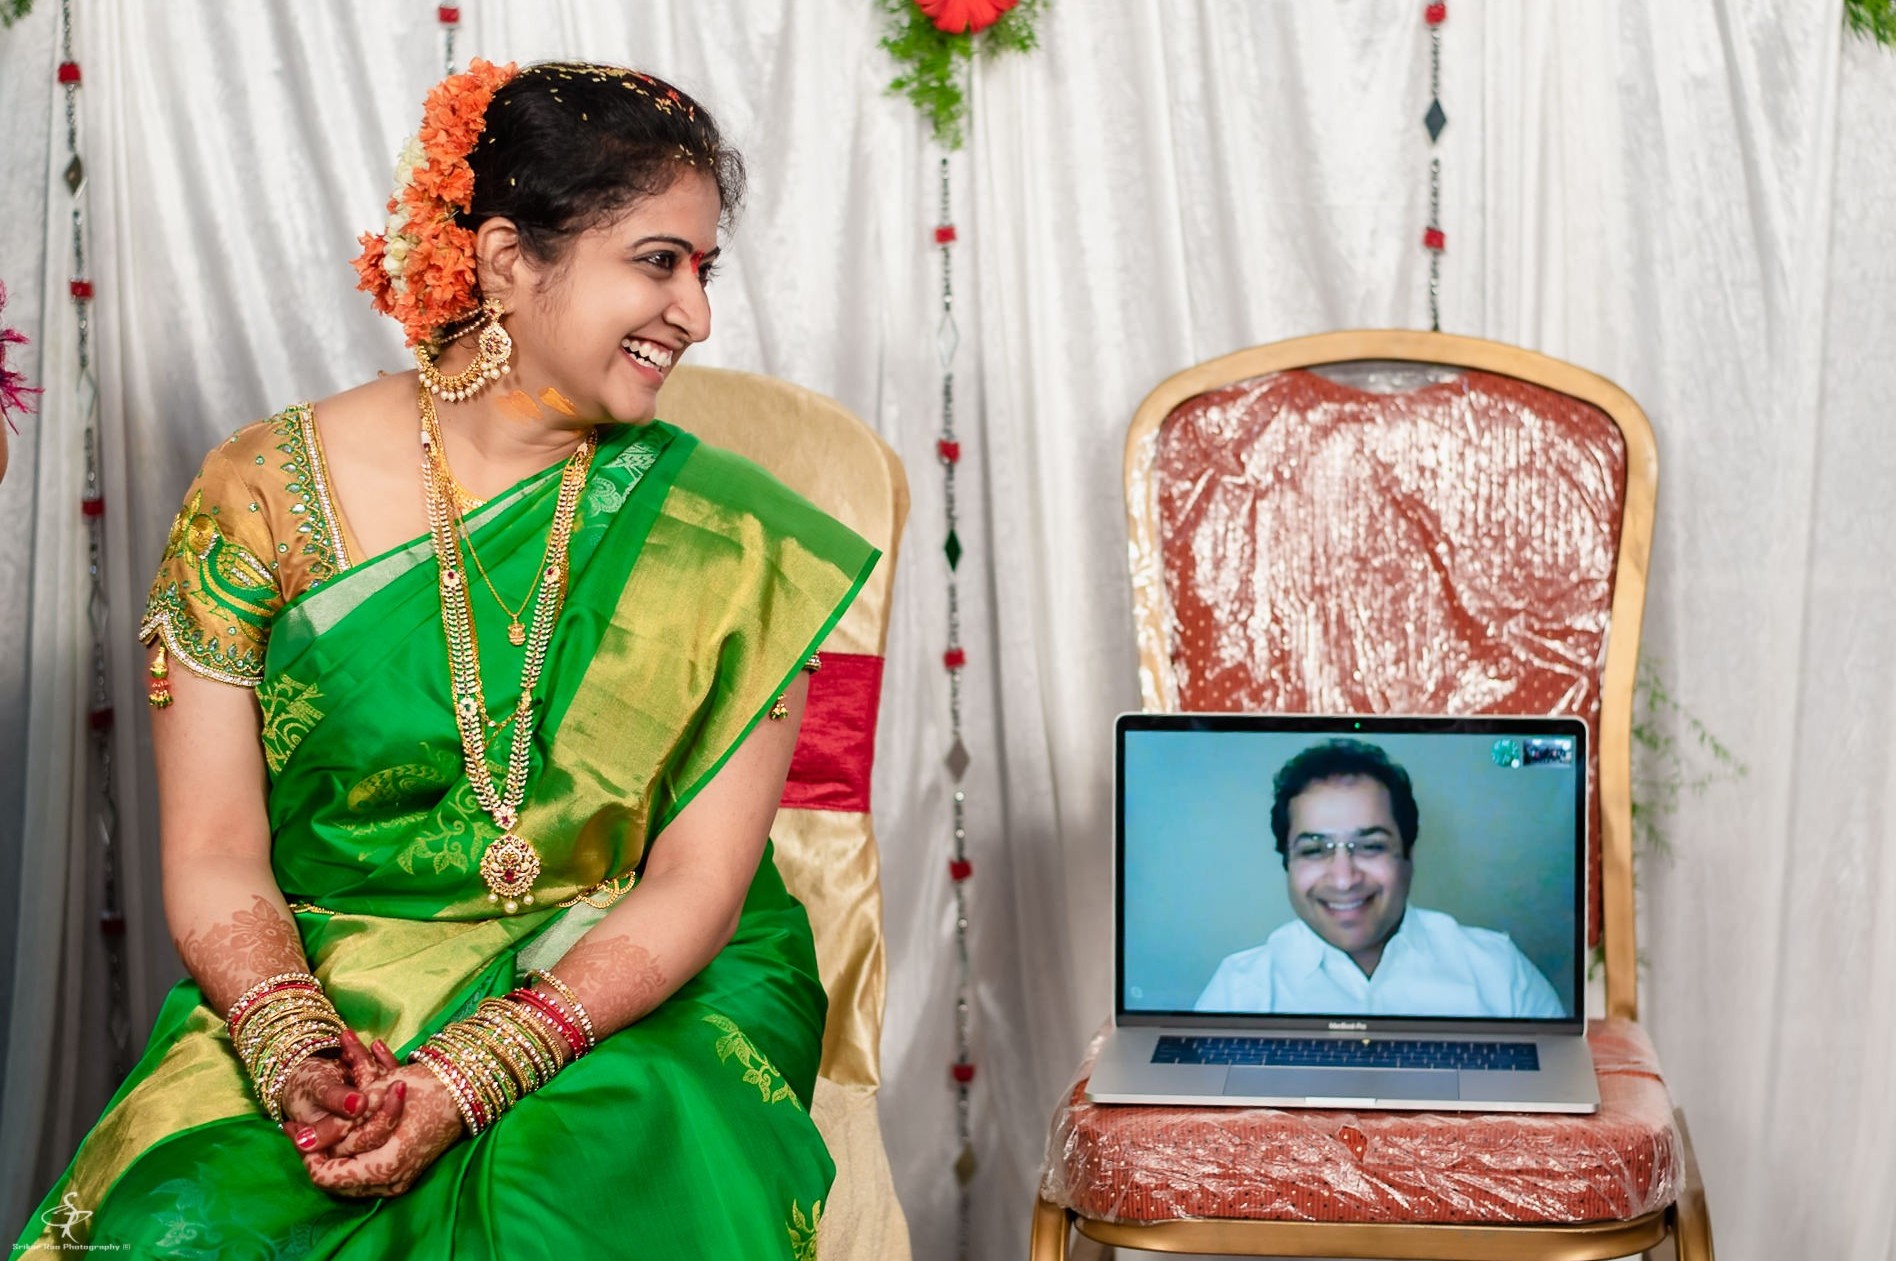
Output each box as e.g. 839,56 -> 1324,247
658,365 -> 911,1261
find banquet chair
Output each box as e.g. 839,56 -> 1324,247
1029,331 -> 1713,1261
657,365 -> 912,1261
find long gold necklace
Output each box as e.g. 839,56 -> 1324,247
424,399 -> 541,647
419,385 -> 596,914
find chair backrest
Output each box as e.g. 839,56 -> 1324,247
1124,331 -> 1655,1020
657,364 -> 910,1084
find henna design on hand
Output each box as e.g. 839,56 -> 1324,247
281,1030 -> 406,1153
302,1068 -> 463,1198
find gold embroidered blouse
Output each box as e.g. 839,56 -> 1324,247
138,404 -> 356,686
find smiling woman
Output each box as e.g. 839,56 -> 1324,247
16,61 -> 876,1260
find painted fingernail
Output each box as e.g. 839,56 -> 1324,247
394,1081 -> 408,1101
372,1039 -> 389,1055
294,1128 -> 319,1151
344,1093 -> 363,1115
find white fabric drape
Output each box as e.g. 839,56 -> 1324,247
2,4 -> 1892,1260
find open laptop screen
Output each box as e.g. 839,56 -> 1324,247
1118,714 -> 1585,1024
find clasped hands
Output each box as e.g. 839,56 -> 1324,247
279,1029 -> 464,1198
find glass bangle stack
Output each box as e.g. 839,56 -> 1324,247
227,971 -> 348,1123
411,970 -> 596,1136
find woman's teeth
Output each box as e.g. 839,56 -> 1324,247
622,339 -> 673,370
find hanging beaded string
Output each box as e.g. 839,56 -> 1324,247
58,0 -> 132,1081
933,152 -> 979,1261
1422,1 -> 1448,331
438,3 -> 459,76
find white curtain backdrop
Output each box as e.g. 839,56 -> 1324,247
2,3 -> 1892,1259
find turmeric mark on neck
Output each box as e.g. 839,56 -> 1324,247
497,389 -> 541,422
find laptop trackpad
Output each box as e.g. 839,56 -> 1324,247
1225,1066 -> 1461,1102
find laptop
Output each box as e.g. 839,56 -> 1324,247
1087,712 -> 1599,1113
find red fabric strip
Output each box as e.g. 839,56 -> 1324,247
780,652 -> 883,813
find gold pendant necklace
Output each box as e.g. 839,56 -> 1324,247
419,385 -> 596,913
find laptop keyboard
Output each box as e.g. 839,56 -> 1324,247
1152,1035 -> 1540,1073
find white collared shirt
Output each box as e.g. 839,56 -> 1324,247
1192,906 -> 1567,1018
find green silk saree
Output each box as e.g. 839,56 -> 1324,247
18,418 -> 876,1259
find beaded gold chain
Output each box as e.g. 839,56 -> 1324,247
420,390 -> 489,515
423,401 -> 539,648
419,385 -> 596,913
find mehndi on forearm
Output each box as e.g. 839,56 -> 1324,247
172,884 -> 345,1119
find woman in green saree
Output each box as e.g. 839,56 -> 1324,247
18,61 -> 873,1259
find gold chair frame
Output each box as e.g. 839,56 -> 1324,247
1030,330 -> 1711,1261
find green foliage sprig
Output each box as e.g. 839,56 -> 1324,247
1587,661 -> 1747,981
1846,0 -> 1896,45
1629,658 -> 1747,861
879,0 -> 1045,151
1,0 -> 34,30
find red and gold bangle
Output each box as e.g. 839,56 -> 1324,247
227,973 -> 323,1033
498,999 -> 570,1074
512,987 -> 587,1059
413,1044 -> 487,1135
473,999 -> 560,1081
230,976 -> 347,1123
457,1019 -> 536,1096
527,969 -> 596,1049
415,1044 -> 487,1133
432,1025 -> 518,1116
236,999 -> 336,1060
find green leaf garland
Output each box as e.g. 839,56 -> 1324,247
879,0 -> 1045,150
1847,0 -> 1896,45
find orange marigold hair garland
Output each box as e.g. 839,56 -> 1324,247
351,58 -> 518,347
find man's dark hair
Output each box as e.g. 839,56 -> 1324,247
1269,739 -> 1419,866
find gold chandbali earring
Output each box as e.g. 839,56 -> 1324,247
419,384 -> 596,914
417,297 -> 513,403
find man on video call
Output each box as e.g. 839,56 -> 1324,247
1194,738 -> 1566,1018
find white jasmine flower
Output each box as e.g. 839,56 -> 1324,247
392,135 -> 426,186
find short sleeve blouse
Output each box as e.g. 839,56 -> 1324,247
138,405 -> 354,686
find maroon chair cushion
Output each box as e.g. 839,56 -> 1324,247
1042,1019 -> 1681,1225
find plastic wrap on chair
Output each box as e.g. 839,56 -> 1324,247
1126,367 -> 1626,941
1040,1020 -> 1682,1225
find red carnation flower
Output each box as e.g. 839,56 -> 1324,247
916,0 -> 1018,35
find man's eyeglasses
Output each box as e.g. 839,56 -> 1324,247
1288,836 -> 1398,864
